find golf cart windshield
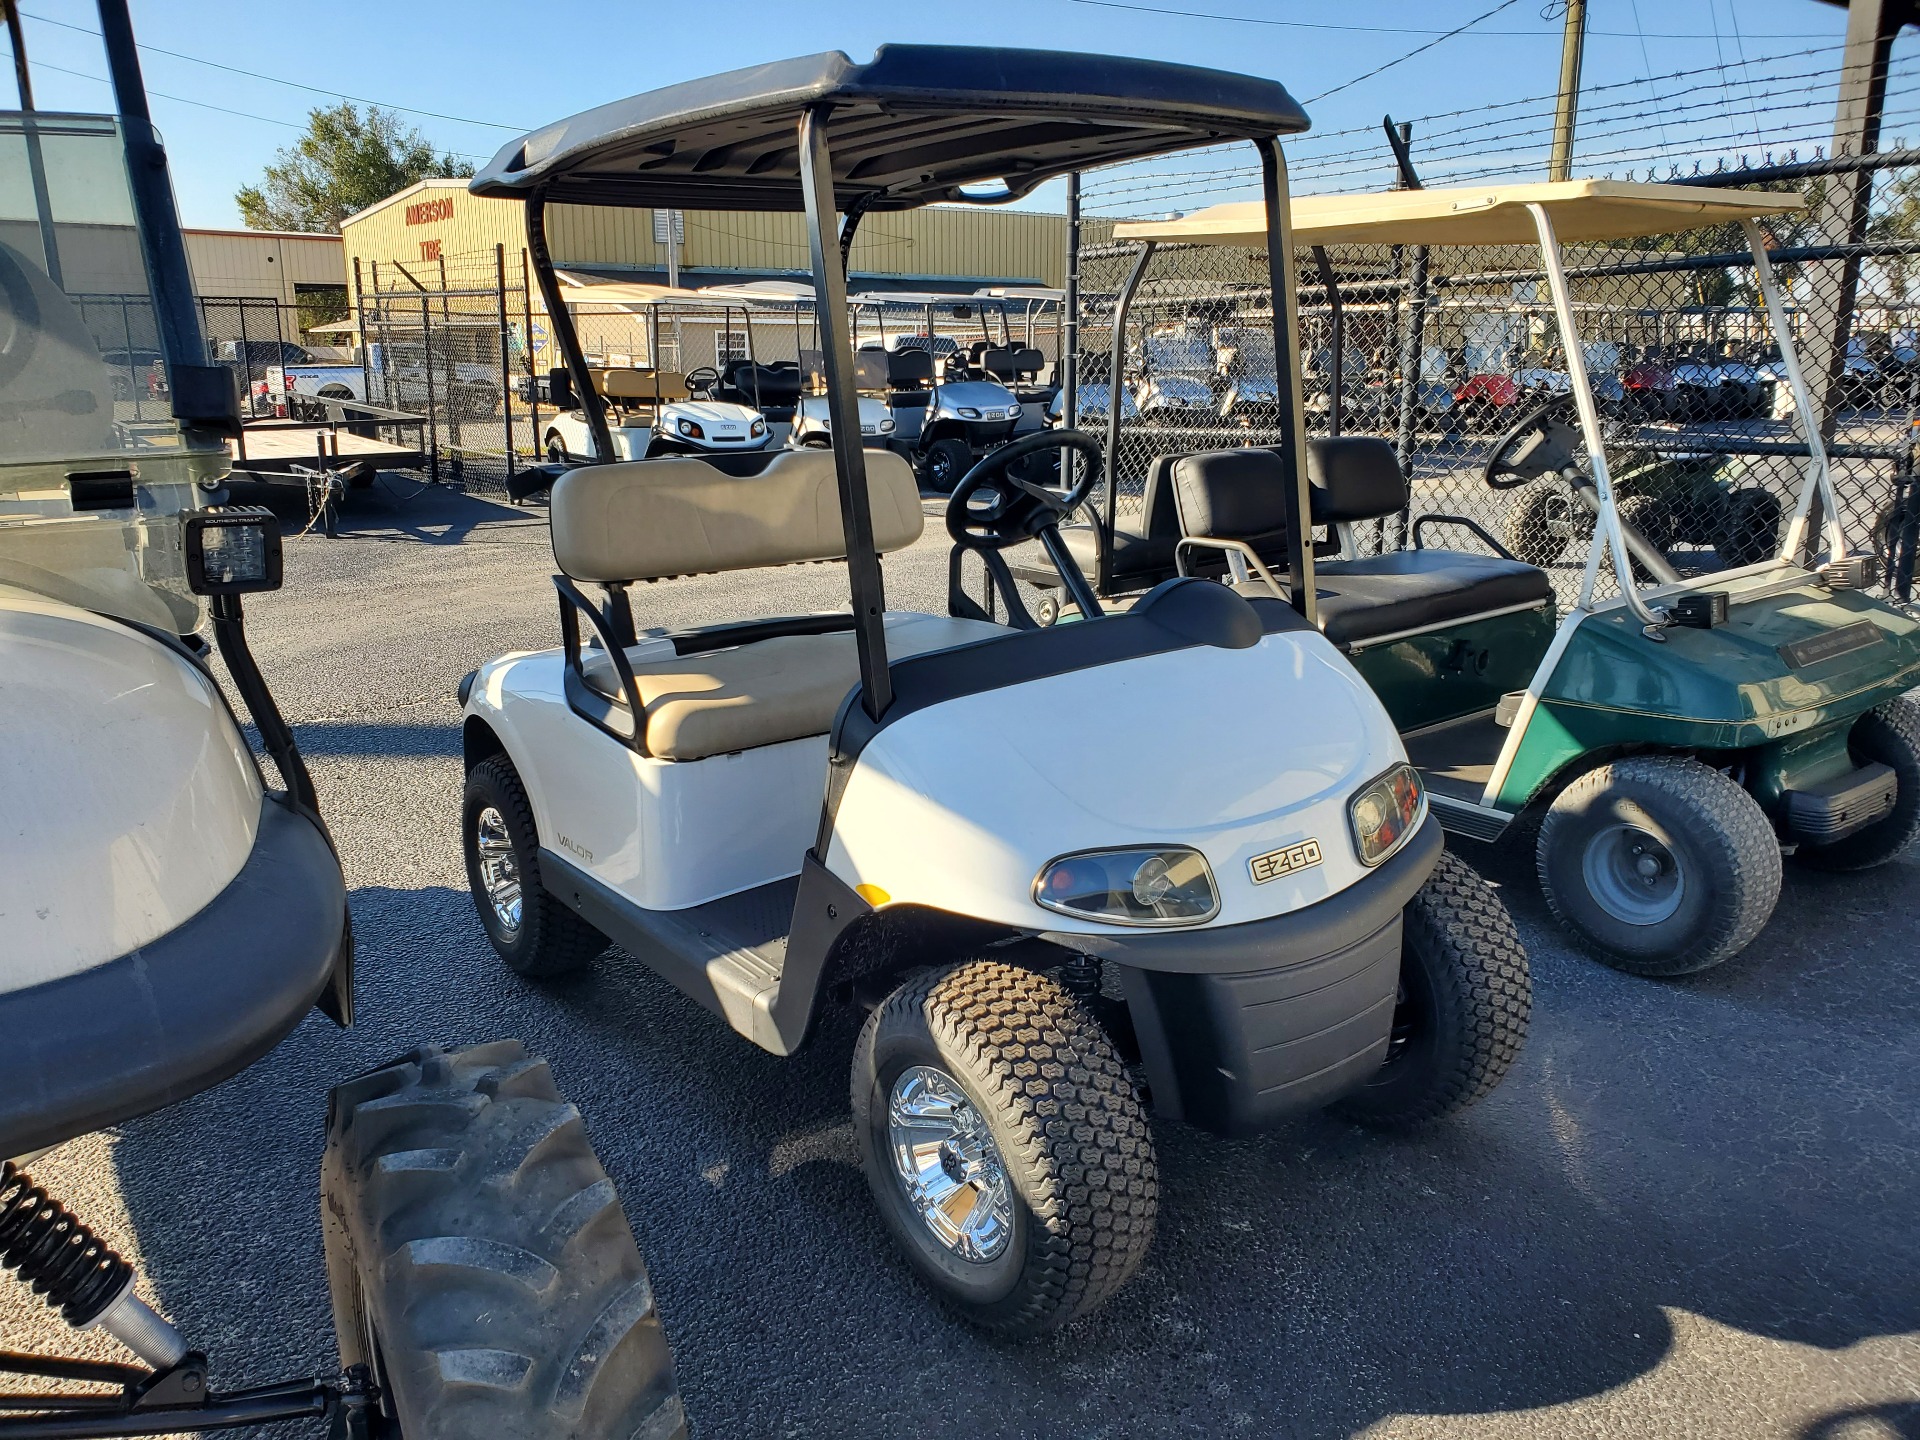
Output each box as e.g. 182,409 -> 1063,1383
477,46 -> 1314,712
1114,180 -> 1830,625
0,111 -> 225,632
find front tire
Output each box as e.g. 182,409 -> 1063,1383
462,755 -> 607,978
1505,482 -> 1591,567
851,960 -> 1157,1336
1537,755 -> 1781,976
1330,849 -> 1530,1131
918,436 -> 974,493
322,1042 -> 687,1440
544,432 -> 568,464
1794,698 -> 1920,871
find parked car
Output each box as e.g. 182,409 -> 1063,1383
98,346 -> 165,401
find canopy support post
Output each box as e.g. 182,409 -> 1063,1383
799,107 -> 892,719
1102,241 -> 1155,596
1526,202 -> 1669,630
1260,138 -> 1316,625
526,188 -> 612,462
1742,217 -> 1848,562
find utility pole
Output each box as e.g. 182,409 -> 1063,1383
1548,0 -> 1588,181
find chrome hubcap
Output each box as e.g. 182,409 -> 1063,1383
887,1065 -> 1012,1263
474,807 -> 522,933
1582,823 -> 1684,925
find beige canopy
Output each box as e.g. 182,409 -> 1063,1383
554,274 -> 733,307
1111,178 -> 1806,249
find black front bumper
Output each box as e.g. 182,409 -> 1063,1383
0,795 -> 350,1160
1060,818 -> 1442,1136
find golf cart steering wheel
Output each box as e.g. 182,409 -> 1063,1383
1483,395 -> 1585,490
946,429 -> 1102,550
683,366 -> 721,398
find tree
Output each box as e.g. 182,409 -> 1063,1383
236,103 -> 471,233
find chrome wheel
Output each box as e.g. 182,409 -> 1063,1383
474,806 -> 523,934
887,1065 -> 1012,1263
1582,822 -> 1684,925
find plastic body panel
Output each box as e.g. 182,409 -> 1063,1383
2,587 -> 262,987
1350,603 -> 1556,733
1493,573 -> 1920,813
466,646 -> 826,910
1106,817 -> 1440,1134
0,794 -> 348,1159
823,624 -> 1410,931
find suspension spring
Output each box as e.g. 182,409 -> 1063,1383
0,1160 -> 133,1327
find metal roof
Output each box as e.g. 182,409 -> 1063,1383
1112,179 -> 1807,249
470,46 -> 1307,213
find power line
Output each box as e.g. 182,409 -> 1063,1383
1305,0 -> 1528,104
18,8 -> 527,132
1063,0 -> 1831,39
23,55 -> 496,161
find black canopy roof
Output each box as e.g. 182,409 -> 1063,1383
470,46 -> 1308,212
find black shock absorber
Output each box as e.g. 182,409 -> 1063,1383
0,1161 -> 187,1367
0,1160 -> 131,1326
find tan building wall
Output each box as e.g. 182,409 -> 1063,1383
182,229 -> 345,303
340,177 -> 1073,291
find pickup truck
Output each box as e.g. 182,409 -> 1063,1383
266,343 -> 501,420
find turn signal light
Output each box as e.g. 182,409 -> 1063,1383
1348,763 -> 1424,867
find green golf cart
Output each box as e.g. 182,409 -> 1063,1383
1052,180 -> 1920,976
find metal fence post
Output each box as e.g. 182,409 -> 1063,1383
522,247 -> 539,459
497,242 -> 514,479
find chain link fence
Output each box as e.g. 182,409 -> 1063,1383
1077,156 -> 1920,607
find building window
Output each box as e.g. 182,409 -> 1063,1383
716,329 -> 749,363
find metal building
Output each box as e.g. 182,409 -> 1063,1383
339,177 -> 1072,293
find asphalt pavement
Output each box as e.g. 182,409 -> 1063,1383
4,476 -> 1917,1439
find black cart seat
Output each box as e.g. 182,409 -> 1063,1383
1169,440 -> 1553,649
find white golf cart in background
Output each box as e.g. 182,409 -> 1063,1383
459,45 -> 1529,1336
540,280 -> 773,461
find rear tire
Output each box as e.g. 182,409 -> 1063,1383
1794,698 -> 1920,871
322,1042 -> 686,1440
851,960 -> 1157,1336
463,755 -> 606,978
1718,487 -> 1782,568
1537,755 -> 1781,976
1330,849 -> 1530,1130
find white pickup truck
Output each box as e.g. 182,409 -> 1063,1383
267,344 -> 500,420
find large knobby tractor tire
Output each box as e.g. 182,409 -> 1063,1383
1330,849 -> 1531,1131
322,1041 -> 686,1440
851,960 -> 1157,1337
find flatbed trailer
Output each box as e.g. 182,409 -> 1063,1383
226,406 -> 429,534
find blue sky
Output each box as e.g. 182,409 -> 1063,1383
5,1 -> 1888,228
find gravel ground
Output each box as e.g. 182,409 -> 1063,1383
5,476 -> 1917,1439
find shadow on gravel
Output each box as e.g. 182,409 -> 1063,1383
103,860 -> 1920,1439
229,474 -> 543,548
287,719 -> 460,759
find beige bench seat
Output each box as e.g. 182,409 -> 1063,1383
582,612 -> 1004,760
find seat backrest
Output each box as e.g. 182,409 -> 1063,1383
1302,436 -> 1407,524
596,367 -> 692,402
981,348 -> 1019,381
886,348 -> 935,389
1170,449 -> 1291,541
551,449 -> 923,583
1011,347 -> 1045,379
1133,454 -> 1184,541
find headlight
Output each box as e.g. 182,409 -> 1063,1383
1033,847 -> 1218,926
958,406 -> 981,419
880,418 -> 895,431
1008,402 -> 1022,417
677,418 -> 705,439
184,507 -> 283,595
1348,763 -> 1424,867
750,418 -> 766,437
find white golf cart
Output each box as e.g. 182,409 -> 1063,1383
1,16 -> 684,1434
540,281 -> 772,461
459,46 -> 1529,1335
